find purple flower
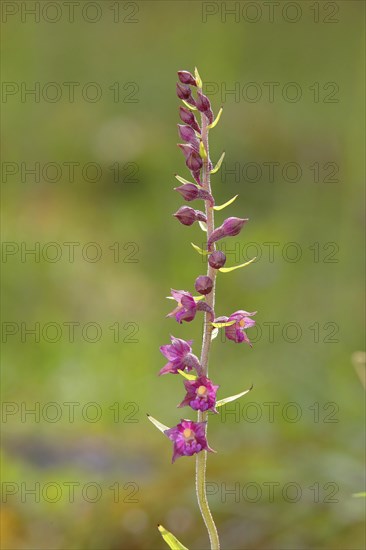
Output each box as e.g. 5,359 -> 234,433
195,90 -> 214,123
167,290 -> 198,323
208,217 -> 248,249
159,336 -> 201,375
178,124 -> 198,145
194,275 -> 213,295
208,251 -> 226,269
173,206 -> 207,226
186,150 -> 203,172
196,90 -> 211,112
176,82 -> 192,100
179,106 -> 200,133
177,144 -> 203,182
178,70 -> 197,86
164,419 -> 214,463
176,82 -> 196,107
224,310 -> 257,345
178,376 -> 219,413
174,184 -> 214,206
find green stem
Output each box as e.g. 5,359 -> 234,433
195,112 -> 220,550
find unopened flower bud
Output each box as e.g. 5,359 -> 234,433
196,90 -> 211,112
176,82 -> 192,100
179,107 -> 201,133
222,217 -> 248,236
178,124 -> 197,143
174,206 -> 206,226
208,217 -> 248,248
174,184 -> 214,206
208,251 -> 226,269
186,151 -> 203,172
175,183 -> 200,201
178,143 -> 198,159
178,70 -> 197,86
195,275 -> 213,295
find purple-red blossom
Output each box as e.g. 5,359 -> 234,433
159,336 -> 201,375
178,71 -> 197,86
167,290 -> 198,323
196,90 -> 211,111
208,217 -> 248,249
174,183 -> 214,206
176,82 -> 193,101
178,376 -> 219,412
174,206 -> 206,226
177,143 -> 203,184
167,290 -> 214,323
208,250 -> 226,269
179,106 -> 201,133
195,90 -> 214,123
216,311 -> 256,345
194,275 -> 213,295
178,125 -> 200,150
164,419 -> 214,462
186,150 -> 203,172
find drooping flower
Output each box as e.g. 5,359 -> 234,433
208,217 -> 248,249
164,419 -> 215,463
222,310 -> 256,345
176,82 -> 193,100
159,336 -> 201,375
177,70 -> 197,86
177,143 -> 203,184
194,275 -> 213,295
195,90 -> 214,123
208,250 -> 226,269
178,125 -> 200,150
178,376 -> 219,412
179,106 -> 200,133
167,290 -> 198,323
174,183 -> 214,206
174,206 -> 207,226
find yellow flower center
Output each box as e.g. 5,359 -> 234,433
183,428 -> 193,439
239,318 -> 246,328
196,385 -> 207,396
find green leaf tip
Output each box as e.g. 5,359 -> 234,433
158,524 -> 189,550
219,257 -> 257,273
208,107 -> 223,129
199,141 -> 207,160
213,194 -> 238,211
194,67 -> 202,89
147,414 -> 169,434
177,369 -> 197,381
211,320 -> 236,328
216,385 -> 254,408
182,100 -> 197,111
191,243 -> 209,256
210,152 -> 225,174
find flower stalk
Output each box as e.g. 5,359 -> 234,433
151,68 -> 257,550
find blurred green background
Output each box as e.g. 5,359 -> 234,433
1,1 -> 365,549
